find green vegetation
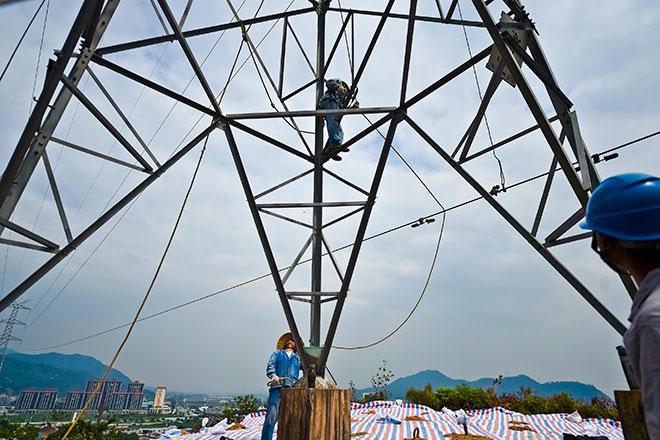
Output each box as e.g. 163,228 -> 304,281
49,421 -> 138,440
0,420 -> 138,440
0,419 -> 39,440
220,394 -> 260,423
405,384 -> 619,419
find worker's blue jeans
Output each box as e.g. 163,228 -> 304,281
260,388 -> 282,440
320,99 -> 343,146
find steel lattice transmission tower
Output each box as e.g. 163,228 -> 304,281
0,0 -> 636,378
0,300 -> 29,374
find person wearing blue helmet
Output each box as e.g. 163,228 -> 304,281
580,173 -> 660,439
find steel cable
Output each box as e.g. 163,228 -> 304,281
0,0 -> 47,83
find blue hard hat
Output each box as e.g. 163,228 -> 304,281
580,173 -> 660,241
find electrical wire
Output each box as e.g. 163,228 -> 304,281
7,0 -> 53,290
597,129 -> 660,157
456,0 -> 506,191
333,209 -> 446,351
28,0 -> 49,115
60,133 -> 209,440
336,0 -> 354,80
23,128 -> 657,352
0,0 -> 47,83
327,115 -> 449,351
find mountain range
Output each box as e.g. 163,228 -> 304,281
0,350 -> 133,395
0,352 -> 607,402
357,369 -> 608,401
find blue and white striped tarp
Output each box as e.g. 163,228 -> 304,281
170,401 -> 623,440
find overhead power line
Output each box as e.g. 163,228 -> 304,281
0,0 -> 47,83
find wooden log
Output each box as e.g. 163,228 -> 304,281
614,389 -> 649,440
279,388 -> 351,440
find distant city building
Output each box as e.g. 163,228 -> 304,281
64,390 -> 85,411
153,386 -> 167,412
15,389 -> 57,412
62,379 -> 144,413
85,378 -> 122,411
124,381 -> 144,411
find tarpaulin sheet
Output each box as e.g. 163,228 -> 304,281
168,401 -> 622,440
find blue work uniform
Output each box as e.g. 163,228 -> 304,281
320,83 -> 349,148
260,350 -> 300,440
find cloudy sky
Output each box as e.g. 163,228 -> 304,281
0,0 -> 658,397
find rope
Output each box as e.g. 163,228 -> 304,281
336,0 -> 354,78
0,0 -> 47,83
60,134 -> 209,439
230,0 -> 314,143
23,128 -> 656,352
334,211 -> 446,350
28,0 -> 50,115
456,0 -> 506,191
242,29 -> 306,134
149,0 -> 249,146
331,114 -> 448,351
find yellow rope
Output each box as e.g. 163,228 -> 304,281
61,135 -> 209,439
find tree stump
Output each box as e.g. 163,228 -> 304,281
278,388 -> 351,440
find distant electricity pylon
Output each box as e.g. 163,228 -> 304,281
0,300 -> 29,374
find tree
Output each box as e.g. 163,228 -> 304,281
365,360 -> 394,402
405,384 -> 438,408
0,420 -> 39,440
49,420 -> 138,440
220,394 -> 260,423
405,384 -> 619,419
348,380 -> 359,402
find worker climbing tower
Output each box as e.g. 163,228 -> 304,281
0,0 -> 635,403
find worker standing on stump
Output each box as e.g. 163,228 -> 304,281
320,78 -> 357,161
261,332 -> 301,440
580,173 -> 660,439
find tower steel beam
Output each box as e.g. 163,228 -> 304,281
310,0 -> 329,355
156,0 -> 222,114
471,0 -> 588,205
405,115 -> 627,336
222,124 -> 311,376
90,55 -> 218,117
497,0 -> 636,296
327,6 -> 485,28
227,0 -> 314,162
316,116 -> 401,374
60,76 -> 154,173
0,1 -> 637,393
96,7 -> 315,56
0,124 -> 217,312
0,0 -> 115,232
